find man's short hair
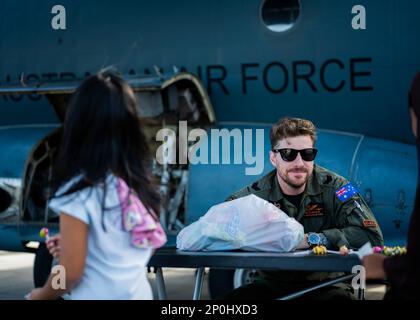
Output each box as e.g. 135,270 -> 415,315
270,117 -> 317,148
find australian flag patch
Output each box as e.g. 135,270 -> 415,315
335,183 -> 358,202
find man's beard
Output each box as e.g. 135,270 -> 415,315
280,167 -> 310,189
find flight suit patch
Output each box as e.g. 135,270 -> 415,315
304,203 -> 324,217
335,183 -> 358,202
363,220 -> 377,228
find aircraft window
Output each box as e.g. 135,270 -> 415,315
261,0 -> 300,32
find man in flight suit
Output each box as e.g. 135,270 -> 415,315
222,117 -> 384,300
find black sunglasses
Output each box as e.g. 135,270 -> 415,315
272,148 -> 318,162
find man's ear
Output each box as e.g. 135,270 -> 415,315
269,151 -> 277,168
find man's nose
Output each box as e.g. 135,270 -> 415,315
293,153 -> 305,166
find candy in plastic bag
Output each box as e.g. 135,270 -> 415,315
177,194 -> 304,252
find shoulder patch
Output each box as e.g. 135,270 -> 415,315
335,183 -> 358,202
363,220 -> 378,228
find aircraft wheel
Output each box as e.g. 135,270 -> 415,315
33,243 -> 53,288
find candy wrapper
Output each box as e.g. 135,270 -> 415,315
39,227 -> 49,241
373,245 -> 407,256
312,245 -> 327,255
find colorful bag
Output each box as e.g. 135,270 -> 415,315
117,178 -> 167,249
176,194 -> 304,252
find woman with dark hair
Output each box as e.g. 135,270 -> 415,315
26,72 -> 165,299
363,72 -> 420,300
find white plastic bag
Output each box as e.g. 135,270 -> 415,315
176,194 -> 304,252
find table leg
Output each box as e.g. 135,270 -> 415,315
278,273 -> 356,300
357,288 -> 365,300
192,268 -> 205,300
155,267 -> 167,300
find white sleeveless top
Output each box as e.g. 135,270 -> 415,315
49,174 -> 154,300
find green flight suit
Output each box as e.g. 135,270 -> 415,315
224,164 -> 384,299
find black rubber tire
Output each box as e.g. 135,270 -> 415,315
33,243 -> 53,288
208,268 -> 235,299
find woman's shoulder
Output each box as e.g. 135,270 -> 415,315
55,174 -> 84,197
49,173 -> 119,223
55,173 -> 117,197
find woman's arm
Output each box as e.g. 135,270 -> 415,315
363,253 -> 387,280
28,213 -> 88,300
46,234 -> 61,258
